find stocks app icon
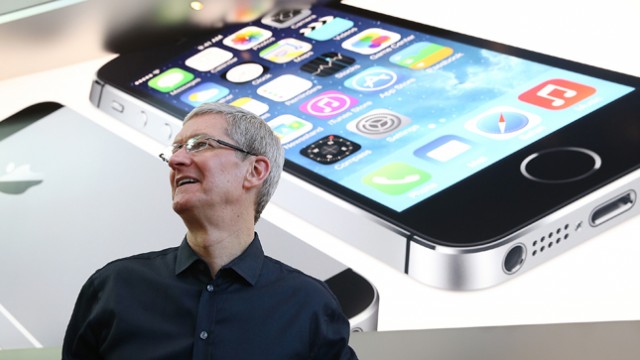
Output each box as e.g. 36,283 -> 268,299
300,52 -> 356,77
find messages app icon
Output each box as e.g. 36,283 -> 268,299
148,68 -> 194,93
364,163 -> 431,195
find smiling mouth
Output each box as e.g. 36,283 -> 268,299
177,178 -> 199,187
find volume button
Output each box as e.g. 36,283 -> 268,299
110,100 -> 124,113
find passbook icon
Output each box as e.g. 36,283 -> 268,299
518,79 -> 596,110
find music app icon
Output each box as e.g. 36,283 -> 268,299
519,79 -> 596,110
299,90 -> 358,119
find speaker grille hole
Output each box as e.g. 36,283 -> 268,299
531,223 -> 570,257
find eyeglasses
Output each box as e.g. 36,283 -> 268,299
159,134 -> 258,163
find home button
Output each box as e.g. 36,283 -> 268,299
520,147 -> 601,183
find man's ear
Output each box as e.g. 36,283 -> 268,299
244,155 -> 270,190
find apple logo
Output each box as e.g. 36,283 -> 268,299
0,162 -> 44,195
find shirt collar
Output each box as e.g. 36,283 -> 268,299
175,236 -> 200,276
175,233 -> 264,286
221,233 -> 264,286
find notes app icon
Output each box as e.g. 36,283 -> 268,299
519,79 -> 596,110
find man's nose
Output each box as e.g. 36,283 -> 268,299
168,146 -> 192,168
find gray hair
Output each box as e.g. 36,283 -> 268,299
184,102 -> 285,223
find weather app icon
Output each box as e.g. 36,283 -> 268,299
464,106 -> 541,139
180,82 -> 230,107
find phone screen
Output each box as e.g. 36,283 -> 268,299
115,2 -> 635,214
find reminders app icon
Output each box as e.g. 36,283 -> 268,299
257,74 -> 312,102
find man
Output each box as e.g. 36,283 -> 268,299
62,102 -> 358,359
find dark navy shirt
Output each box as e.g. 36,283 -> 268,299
62,234 -> 357,359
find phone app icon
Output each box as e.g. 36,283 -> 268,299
363,163 -> 431,195
342,28 -> 401,55
518,79 -> 596,110
299,16 -> 354,41
299,90 -> 358,119
465,106 -> 541,139
257,74 -> 312,102
261,6 -> 311,28
222,62 -> 268,83
230,97 -> 269,116
259,38 -> 312,64
300,135 -> 361,164
389,41 -> 454,70
223,26 -> 272,51
344,66 -> 400,92
180,82 -> 229,106
347,109 -> 411,139
301,52 -> 356,77
268,115 -> 313,144
185,47 -> 233,72
148,68 -> 194,93
414,135 -> 472,163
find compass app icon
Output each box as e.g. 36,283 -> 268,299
465,106 -> 541,139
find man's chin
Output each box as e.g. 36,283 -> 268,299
172,198 -> 191,215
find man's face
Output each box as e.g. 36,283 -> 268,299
168,114 -> 250,217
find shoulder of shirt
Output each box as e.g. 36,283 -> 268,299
88,246 -> 179,279
262,255 -> 336,295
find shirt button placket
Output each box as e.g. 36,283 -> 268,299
200,284 -> 214,342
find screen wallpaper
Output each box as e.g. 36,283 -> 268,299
132,4 -> 634,211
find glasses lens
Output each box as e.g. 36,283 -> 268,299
186,138 -> 210,153
170,143 -> 182,154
